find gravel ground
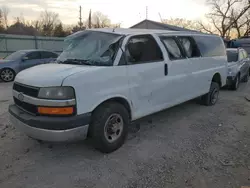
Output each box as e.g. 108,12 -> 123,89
0,81 -> 250,188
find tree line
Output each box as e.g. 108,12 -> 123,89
1,0 -> 250,39
0,7 -> 120,37
162,0 -> 250,39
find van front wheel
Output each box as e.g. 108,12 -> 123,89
200,82 -> 220,106
89,102 -> 129,153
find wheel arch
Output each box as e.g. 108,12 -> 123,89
91,96 -> 132,120
212,72 -> 222,87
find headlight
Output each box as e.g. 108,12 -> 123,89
38,87 -> 75,100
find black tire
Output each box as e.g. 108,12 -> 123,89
89,102 -> 129,153
200,82 -> 220,106
242,72 -> 249,83
0,68 -> 15,82
231,74 -> 240,90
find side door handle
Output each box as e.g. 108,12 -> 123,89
164,64 -> 168,76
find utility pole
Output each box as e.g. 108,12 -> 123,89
158,12 -> 163,23
88,9 -> 92,29
146,6 -> 148,20
79,6 -> 83,29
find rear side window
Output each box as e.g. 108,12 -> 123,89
161,38 -> 183,60
26,52 -> 41,60
226,51 -> 238,62
194,36 -> 225,57
177,37 -> 201,58
41,51 -> 58,59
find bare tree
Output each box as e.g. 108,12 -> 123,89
163,18 -> 201,31
231,9 -> 250,37
88,9 -> 92,29
1,6 -> 9,28
38,10 -> 61,36
0,9 -> 5,32
91,11 -> 111,28
198,0 -> 250,37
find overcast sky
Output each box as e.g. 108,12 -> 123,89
1,0 -> 209,27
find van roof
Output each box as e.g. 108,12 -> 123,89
87,28 -> 213,36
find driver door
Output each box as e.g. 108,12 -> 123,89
19,51 -> 43,71
124,34 -> 166,118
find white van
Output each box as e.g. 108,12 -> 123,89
9,29 -> 227,153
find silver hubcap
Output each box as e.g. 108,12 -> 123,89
104,113 -> 124,143
1,69 -> 14,81
211,90 -> 219,104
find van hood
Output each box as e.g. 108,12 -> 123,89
15,63 -> 103,87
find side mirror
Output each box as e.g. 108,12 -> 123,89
22,56 -> 29,61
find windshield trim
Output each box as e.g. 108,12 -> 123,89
65,30 -> 124,42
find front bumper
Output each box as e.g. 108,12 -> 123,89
9,104 -> 91,142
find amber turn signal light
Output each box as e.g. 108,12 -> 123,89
38,107 -> 74,115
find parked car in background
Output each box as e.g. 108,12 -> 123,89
228,37 -> 250,55
0,49 -> 58,82
9,29 -> 227,153
226,48 -> 250,90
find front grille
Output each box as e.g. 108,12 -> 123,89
13,83 -> 39,97
14,97 -> 37,115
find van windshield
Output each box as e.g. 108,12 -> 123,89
57,31 -> 123,66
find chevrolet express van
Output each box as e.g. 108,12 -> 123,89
9,29 -> 227,153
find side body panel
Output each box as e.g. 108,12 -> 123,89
189,35 -> 227,89
62,66 -> 131,117
63,33 -> 228,121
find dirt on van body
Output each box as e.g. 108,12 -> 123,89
0,81 -> 250,188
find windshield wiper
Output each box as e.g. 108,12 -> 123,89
58,59 -> 93,65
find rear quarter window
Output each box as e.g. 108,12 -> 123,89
194,36 -> 226,57
41,51 -> 58,59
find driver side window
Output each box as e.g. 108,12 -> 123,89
125,35 -> 163,64
25,52 -> 41,60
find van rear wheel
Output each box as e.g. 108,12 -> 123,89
200,82 -> 220,106
89,102 -> 129,153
